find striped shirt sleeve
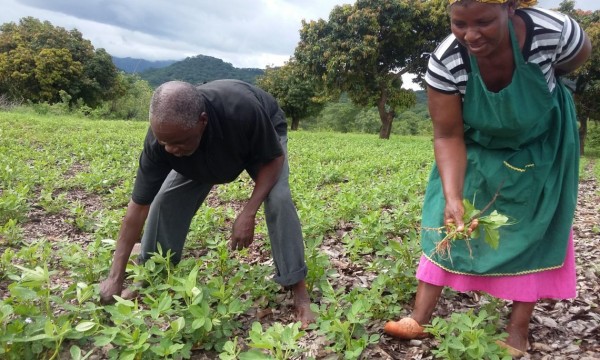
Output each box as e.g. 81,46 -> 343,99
555,15 -> 585,65
425,35 -> 464,94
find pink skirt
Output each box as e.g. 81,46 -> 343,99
416,231 -> 576,302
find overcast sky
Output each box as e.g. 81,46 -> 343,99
1,0 -> 597,70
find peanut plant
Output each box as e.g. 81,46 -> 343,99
1,111 -> 437,359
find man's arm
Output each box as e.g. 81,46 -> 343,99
99,200 -> 150,304
230,155 -> 284,250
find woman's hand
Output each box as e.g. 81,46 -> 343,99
444,198 -> 466,232
444,198 -> 479,235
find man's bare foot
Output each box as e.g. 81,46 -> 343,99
291,280 -> 316,329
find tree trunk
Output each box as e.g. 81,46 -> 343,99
291,116 -> 300,131
579,115 -> 587,156
377,93 -> 395,139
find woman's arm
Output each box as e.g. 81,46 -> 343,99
428,86 -> 468,230
555,27 -> 592,76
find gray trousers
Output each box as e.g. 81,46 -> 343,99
139,136 -> 307,286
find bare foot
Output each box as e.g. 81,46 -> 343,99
504,301 -> 534,353
291,280 -> 316,329
505,324 -> 529,352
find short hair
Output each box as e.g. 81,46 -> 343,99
149,81 -> 205,130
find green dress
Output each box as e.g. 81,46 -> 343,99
421,21 -> 579,276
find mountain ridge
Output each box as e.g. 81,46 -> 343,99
112,54 -> 264,87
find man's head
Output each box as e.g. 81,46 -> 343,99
149,81 -> 208,157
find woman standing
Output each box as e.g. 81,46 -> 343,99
384,0 -> 591,356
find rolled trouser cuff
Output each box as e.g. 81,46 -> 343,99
272,265 -> 308,287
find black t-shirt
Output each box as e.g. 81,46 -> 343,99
131,79 -> 287,205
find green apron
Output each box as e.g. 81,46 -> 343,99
421,21 -> 579,275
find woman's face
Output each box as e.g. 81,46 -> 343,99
450,2 -> 512,58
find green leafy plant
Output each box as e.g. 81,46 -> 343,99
240,321 -> 304,359
314,282 -> 380,359
0,219 -> 23,246
425,310 -> 512,360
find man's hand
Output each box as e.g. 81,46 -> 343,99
230,212 -> 256,250
99,200 -> 149,305
99,277 -> 123,304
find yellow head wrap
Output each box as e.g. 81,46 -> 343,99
448,0 -> 538,8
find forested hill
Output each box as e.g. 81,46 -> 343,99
112,57 -> 178,73
137,55 -> 264,87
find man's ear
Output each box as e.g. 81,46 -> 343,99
199,112 -> 208,126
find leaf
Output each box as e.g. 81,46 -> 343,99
462,199 -> 478,220
191,318 -> 205,330
70,345 -> 81,360
170,317 -> 185,333
113,296 -> 135,308
239,350 -> 274,360
75,321 -> 96,332
484,227 -> 500,250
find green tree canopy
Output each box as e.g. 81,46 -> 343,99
256,59 -> 325,130
0,17 -> 118,107
294,0 -> 448,138
558,1 -> 600,155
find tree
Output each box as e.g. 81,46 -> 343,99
294,0 -> 448,139
558,1 -> 600,155
0,17 -> 118,107
574,22 -> 600,156
256,59 -> 324,130
106,73 -> 154,121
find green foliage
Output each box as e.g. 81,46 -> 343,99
256,60 -> 325,130
314,284 -> 381,359
295,0 -> 448,138
0,112 -> 439,358
426,310 -> 512,360
587,122 -> 600,158
558,4 -> 600,154
0,17 -> 119,107
462,200 -> 510,250
139,54 -> 263,87
302,91 -> 432,136
240,322 -> 304,359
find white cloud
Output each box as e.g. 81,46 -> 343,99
1,0 -> 595,89
1,0 -> 352,68
538,0 -> 597,10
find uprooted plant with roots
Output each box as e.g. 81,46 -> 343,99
428,187 -> 513,262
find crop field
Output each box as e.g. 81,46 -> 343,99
3,112 -> 598,360
0,112 -> 435,359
